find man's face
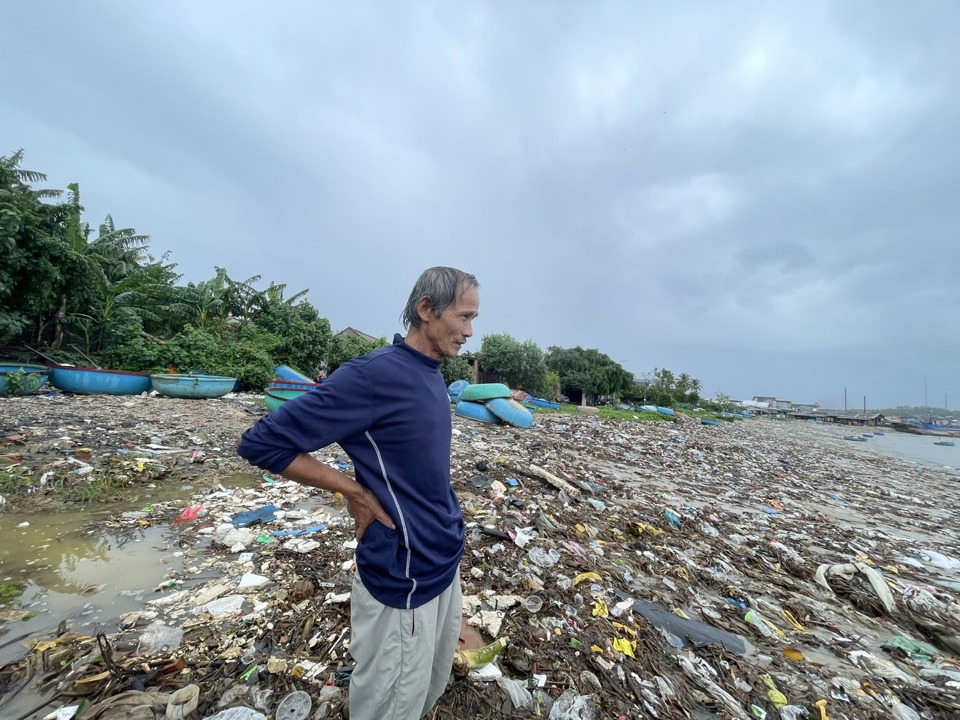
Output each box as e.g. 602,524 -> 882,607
422,282 -> 479,360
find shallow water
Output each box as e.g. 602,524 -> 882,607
852,430 -> 959,471
0,474 -> 269,660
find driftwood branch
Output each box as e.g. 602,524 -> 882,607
140,331 -> 166,344
528,464 -> 580,496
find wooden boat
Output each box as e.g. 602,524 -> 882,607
0,362 -> 49,395
50,366 -> 152,395
264,387 -> 310,412
844,435 -> 868,442
151,373 -> 237,399
934,440 -> 956,447
701,418 -> 722,426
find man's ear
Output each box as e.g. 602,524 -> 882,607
416,296 -> 433,323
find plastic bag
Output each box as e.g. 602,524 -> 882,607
138,623 -> 183,655
202,709 -> 267,720
203,595 -> 245,618
511,526 -> 537,548
496,676 -> 533,709
548,688 -> 598,720
779,706 -> 808,720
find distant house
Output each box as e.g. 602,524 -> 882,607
335,326 -> 379,343
788,411 -> 885,427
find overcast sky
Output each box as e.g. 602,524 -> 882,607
3,1 -> 958,410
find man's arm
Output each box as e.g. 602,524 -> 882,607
280,453 -> 395,540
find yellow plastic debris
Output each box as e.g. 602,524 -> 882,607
612,637 -> 636,658
761,674 -> 787,708
783,647 -> 804,661
573,572 -> 602,586
612,621 -> 636,638
815,699 -> 829,720
781,609 -> 807,632
592,599 -> 609,618
636,522 -> 665,536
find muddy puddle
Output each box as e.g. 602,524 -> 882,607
0,475 -> 267,667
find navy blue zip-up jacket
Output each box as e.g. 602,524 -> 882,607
237,334 -> 464,609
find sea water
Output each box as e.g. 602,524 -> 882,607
856,431 -> 959,474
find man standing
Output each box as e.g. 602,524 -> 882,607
238,267 -> 479,720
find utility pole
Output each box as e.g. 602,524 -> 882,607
924,376 -> 928,408
863,395 -> 866,413
844,387 -> 847,412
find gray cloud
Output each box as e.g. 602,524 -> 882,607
3,1 -> 958,409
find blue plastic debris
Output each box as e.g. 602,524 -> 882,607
664,509 -> 682,529
232,504 -> 279,527
272,523 -> 327,537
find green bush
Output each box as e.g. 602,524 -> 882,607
440,356 -> 472,386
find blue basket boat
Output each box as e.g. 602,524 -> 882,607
0,362 -> 50,395
50,366 -> 152,395
151,373 -> 238,399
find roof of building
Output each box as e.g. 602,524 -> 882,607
335,326 -> 379,343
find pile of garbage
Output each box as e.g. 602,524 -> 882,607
1,393 -> 960,719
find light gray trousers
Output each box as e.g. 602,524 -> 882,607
348,571 -> 462,720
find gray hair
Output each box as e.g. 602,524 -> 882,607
402,266 -> 479,329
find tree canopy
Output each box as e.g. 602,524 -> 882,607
546,345 -> 634,401
1,149 -> 707,402
478,333 -> 549,395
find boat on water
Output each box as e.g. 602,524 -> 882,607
890,420 -> 960,437
50,366 -> 152,395
151,373 -> 237,399
844,435 -> 868,442
934,440 -> 956,447
919,419 -> 960,433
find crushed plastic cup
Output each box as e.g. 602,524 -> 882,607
527,546 -> 560,568
166,684 -> 199,719
522,595 -> 544,613
275,689 -> 312,720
